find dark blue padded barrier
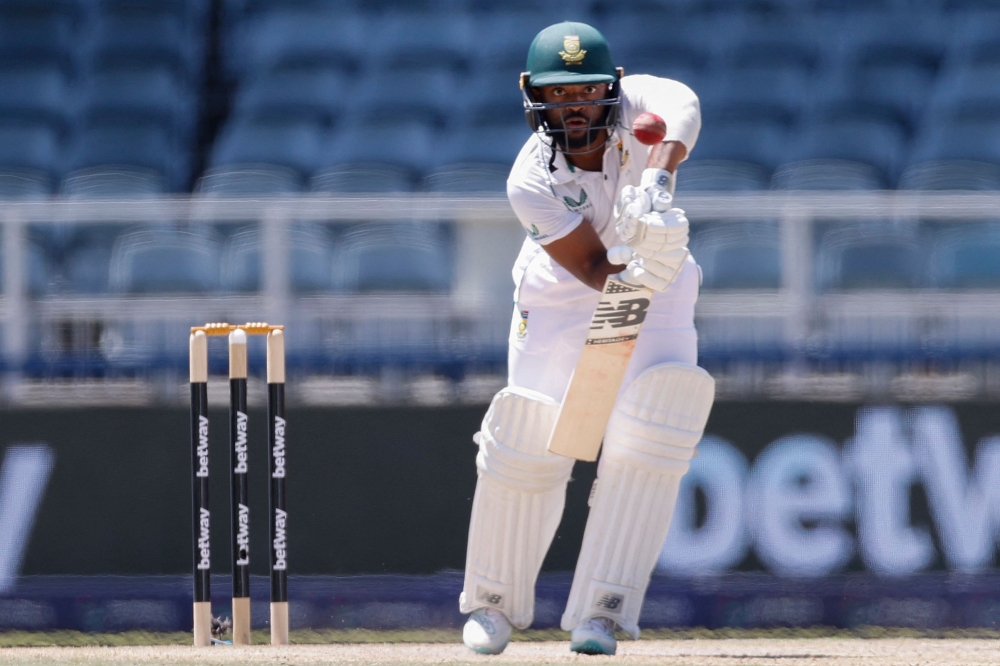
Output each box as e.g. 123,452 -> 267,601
4,572 -> 1000,631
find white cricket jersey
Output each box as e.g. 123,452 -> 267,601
505,74 -> 701,301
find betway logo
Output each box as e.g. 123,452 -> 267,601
273,508 -> 287,571
272,416 -> 286,479
196,507 -> 210,570
235,503 -> 249,566
233,412 -> 248,474
195,415 -> 209,477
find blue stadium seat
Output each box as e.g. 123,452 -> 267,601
232,69 -> 347,126
899,161 -> 1000,190
786,119 -> 907,181
67,118 -> 186,190
422,163 -> 509,193
332,223 -> 451,293
309,164 -> 415,193
196,165 -> 303,195
321,121 -> 437,173
460,77 -> 529,126
691,223 -> 782,290
109,228 -> 222,293
443,122 -> 532,168
817,223 -> 927,290
0,121 -> 60,175
369,13 -> 472,72
911,120 -> 1000,164
56,167 -> 166,293
0,169 -> 53,198
707,67 -> 807,126
355,71 -> 456,127
0,66 -> 68,127
690,119 -> 790,170
840,38 -> 944,125
210,118 -> 324,176
771,160 -> 887,190
0,11 -> 74,72
229,10 -> 364,79
928,65 -> 1000,123
82,15 -> 204,83
221,224 -> 335,292
0,170 -> 55,293
466,11 -> 562,56
931,225 -> 1000,288
77,68 -> 196,138
676,160 -> 770,191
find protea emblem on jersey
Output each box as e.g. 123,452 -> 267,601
559,35 -> 586,65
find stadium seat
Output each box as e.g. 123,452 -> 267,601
931,225 -> 1000,289
76,68 -> 196,138
422,163 -> 509,193
0,169 -> 54,293
229,10 -> 364,79
332,223 -> 452,293
771,160 -> 887,190
690,119 -> 790,170
221,224 -> 335,292
899,161 -> 1000,190
210,118 -> 324,176
196,165 -> 303,195
0,11 -> 74,72
706,67 -> 807,126
676,160 -> 770,191
910,120 -> 1000,164
82,15 -> 204,84
56,167 -> 167,293
231,68 -> 347,126
61,166 -> 167,197
0,169 -> 53,198
0,65 -> 68,127
67,118 -> 186,190
690,222 -> 783,290
927,65 -> 1000,123
309,164 -> 415,193
817,223 -> 927,290
0,121 -> 60,175
443,122 -> 532,167
786,119 -> 907,182
321,121 -> 437,173
109,227 -> 222,293
369,13 -> 472,73
354,70 -> 456,127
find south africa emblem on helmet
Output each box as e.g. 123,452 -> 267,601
559,35 -> 586,65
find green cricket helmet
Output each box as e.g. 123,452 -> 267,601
520,21 -> 624,155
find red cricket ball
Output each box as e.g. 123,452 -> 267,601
632,112 -> 667,146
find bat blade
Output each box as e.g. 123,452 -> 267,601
547,277 -> 654,461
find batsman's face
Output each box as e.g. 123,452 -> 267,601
536,83 -> 610,150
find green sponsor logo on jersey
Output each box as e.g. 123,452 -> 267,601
563,189 -> 588,210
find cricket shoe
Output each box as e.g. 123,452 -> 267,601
570,616 -> 617,655
462,608 -> 512,655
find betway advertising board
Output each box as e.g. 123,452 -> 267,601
1,402 -> 1000,631
660,404 -> 1000,577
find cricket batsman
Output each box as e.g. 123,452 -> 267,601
460,21 -> 716,655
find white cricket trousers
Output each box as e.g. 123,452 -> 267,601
507,254 -> 700,400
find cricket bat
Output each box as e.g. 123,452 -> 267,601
546,276 -> 655,462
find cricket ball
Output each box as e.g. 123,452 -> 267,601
632,112 -> 667,145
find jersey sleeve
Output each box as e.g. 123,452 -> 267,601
621,74 -> 702,155
506,177 -> 583,246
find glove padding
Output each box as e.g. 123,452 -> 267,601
614,168 -> 677,238
616,205 -> 690,255
607,244 -> 689,292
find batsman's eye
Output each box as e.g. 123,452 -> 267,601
584,85 -> 598,95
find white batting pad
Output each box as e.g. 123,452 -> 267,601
460,387 -> 575,628
562,363 -> 715,638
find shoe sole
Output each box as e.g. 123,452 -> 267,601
570,639 -> 615,656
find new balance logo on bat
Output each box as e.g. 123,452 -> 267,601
595,594 -> 623,611
590,298 -> 650,330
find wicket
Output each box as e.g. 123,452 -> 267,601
189,322 -> 287,647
